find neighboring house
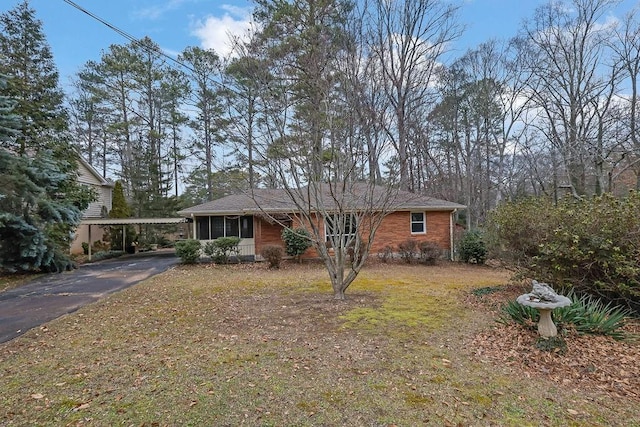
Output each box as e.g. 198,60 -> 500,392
70,156 -> 114,254
178,186 -> 465,261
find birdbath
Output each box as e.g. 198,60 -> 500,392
516,280 -> 571,338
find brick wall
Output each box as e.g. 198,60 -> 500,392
373,211 -> 451,252
255,218 -> 286,256
254,210 -> 453,259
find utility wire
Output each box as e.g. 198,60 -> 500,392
61,0 -> 236,94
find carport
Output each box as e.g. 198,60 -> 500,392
81,217 -> 189,260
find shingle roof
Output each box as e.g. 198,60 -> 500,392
177,185 -> 465,216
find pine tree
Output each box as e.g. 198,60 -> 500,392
0,0 -> 68,157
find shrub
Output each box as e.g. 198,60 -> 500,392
398,239 -> 419,264
89,250 -> 125,262
81,242 -> 89,255
261,245 -> 284,269
204,237 -> 241,264
419,241 -> 440,265
175,239 -> 201,264
281,227 -> 312,261
459,230 -> 486,264
487,193 -> 640,313
377,245 -> 394,263
92,240 -> 110,252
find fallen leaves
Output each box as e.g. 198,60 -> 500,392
470,286 -> 640,402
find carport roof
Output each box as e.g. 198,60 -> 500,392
82,218 -> 188,225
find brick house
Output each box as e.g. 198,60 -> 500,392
178,186 -> 465,261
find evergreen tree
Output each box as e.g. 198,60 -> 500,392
0,0 -> 69,157
0,75 -> 93,272
0,3 -> 94,272
0,74 -> 20,143
108,180 -> 134,251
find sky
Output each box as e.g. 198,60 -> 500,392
3,0 -> 638,88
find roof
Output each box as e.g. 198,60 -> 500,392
82,218 -> 187,225
178,185 -> 466,216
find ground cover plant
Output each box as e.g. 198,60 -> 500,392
1,263 -> 638,426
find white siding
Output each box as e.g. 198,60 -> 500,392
78,162 -> 103,186
77,159 -> 113,218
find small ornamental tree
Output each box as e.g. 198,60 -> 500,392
281,227 -> 312,262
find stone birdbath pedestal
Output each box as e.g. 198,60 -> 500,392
516,280 -> 571,338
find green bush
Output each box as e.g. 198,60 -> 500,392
204,237 -> 241,264
175,239 -> 201,264
459,230 -> 487,264
89,250 -> 125,262
487,193 -> 640,313
261,245 -> 283,269
281,228 -> 312,261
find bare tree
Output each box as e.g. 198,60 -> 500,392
369,0 -> 461,191
610,7 -> 640,189
520,0 -> 621,196
244,0 -> 412,299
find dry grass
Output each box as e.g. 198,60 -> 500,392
0,272 -> 38,293
1,262 -> 638,426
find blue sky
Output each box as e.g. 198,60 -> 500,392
4,0 -> 639,86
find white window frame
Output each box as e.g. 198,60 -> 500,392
410,212 -> 426,234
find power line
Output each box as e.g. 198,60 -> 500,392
61,0 -> 235,94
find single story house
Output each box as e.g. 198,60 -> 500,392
178,185 -> 465,261
70,156 -> 114,254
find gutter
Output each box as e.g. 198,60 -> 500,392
450,209 -> 457,261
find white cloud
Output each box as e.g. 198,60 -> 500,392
191,6 -> 253,58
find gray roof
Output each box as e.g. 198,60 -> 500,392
178,185 -> 465,216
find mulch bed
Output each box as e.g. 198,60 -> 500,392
468,285 -> 640,401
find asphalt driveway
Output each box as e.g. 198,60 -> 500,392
0,251 -> 179,343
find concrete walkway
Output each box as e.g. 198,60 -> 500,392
0,251 -> 179,344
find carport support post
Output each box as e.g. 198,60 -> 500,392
88,225 -> 92,261
123,225 -> 126,253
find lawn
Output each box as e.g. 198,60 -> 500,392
0,262 -> 638,426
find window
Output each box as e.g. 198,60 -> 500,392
325,213 -> 357,244
240,216 -> 254,238
196,215 -> 254,239
211,216 -> 225,239
411,212 -> 426,234
196,217 -> 210,240
225,216 -> 240,237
